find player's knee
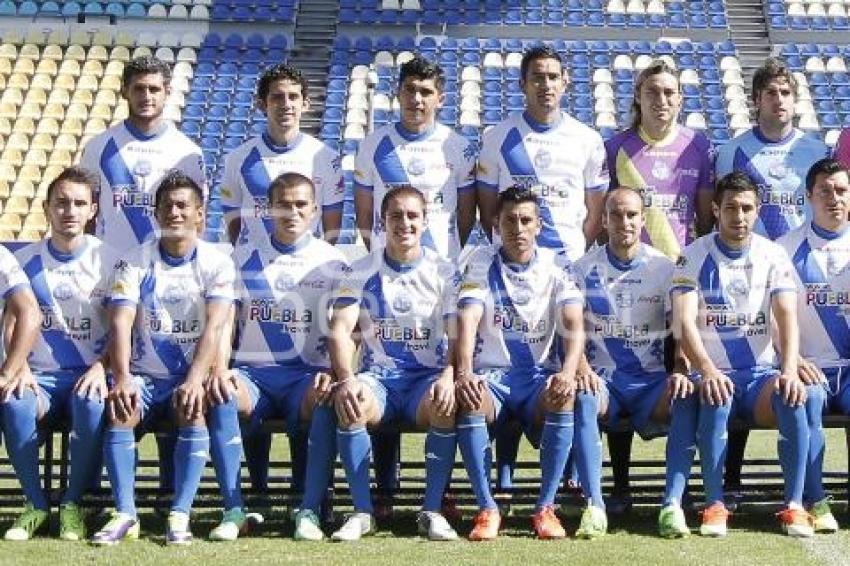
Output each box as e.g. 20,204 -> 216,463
574,391 -> 599,416
805,383 -> 827,410
1,389 -> 39,418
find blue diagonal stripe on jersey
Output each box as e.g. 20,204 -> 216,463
101,138 -> 154,245
22,254 -> 87,370
140,267 -> 190,375
241,251 -> 305,366
240,148 -> 275,237
792,239 -> 850,358
733,147 -> 789,240
363,272 -> 420,369
697,253 -> 757,368
584,265 -> 645,374
500,128 -> 566,251
488,260 -> 535,367
374,135 -> 410,186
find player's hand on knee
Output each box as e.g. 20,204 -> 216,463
775,373 -> 807,407
334,379 -> 365,425
0,365 -> 37,401
109,380 -> 139,422
574,368 -> 599,396
74,362 -> 108,402
797,358 -> 825,386
313,372 -> 335,405
174,379 -> 205,421
455,372 -> 483,412
206,369 -> 237,405
667,372 -> 694,399
430,375 -> 456,417
698,369 -> 733,406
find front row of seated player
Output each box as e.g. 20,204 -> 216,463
1,161 -> 847,544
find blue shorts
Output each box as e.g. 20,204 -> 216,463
822,366 -> 850,414
130,375 -> 181,431
32,369 -> 83,424
695,366 -> 779,423
358,366 -> 440,425
482,367 -> 549,439
600,369 -> 668,440
236,365 -> 320,434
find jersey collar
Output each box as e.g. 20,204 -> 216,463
752,126 -> 797,145
394,122 -> 435,142
713,233 -> 748,259
124,119 -> 168,141
262,131 -> 303,154
46,237 -> 88,263
159,242 -> 198,266
637,124 -> 679,146
811,220 -> 850,240
270,233 -> 311,254
499,247 -> 537,272
605,244 -> 643,271
522,110 -> 562,133
383,249 -> 423,273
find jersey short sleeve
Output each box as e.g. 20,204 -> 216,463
204,252 -> 237,303
316,146 -> 345,210
457,247 -> 494,306
456,138 -> 478,193
0,246 -> 29,299
475,127 -> 501,191
670,243 -> 703,294
353,135 -> 376,191
584,133 -> 610,192
767,246 -> 797,295
219,150 -> 243,220
108,254 -> 143,306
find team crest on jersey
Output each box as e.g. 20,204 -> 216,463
651,160 -> 671,181
533,149 -> 552,171
406,157 -> 426,177
52,282 -> 75,301
162,284 -> 185,305
726,278 -> 749,296
768,162 -> 788,179
274,273 -> 297,292
513,286 -> 532,306
392,293 -> 413,314
132,160 -> 152,178
615,291 -> 634,308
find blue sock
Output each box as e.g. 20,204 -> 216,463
457,414 -> 497,510
538,410 -> 575,509
372,430 -> 400,494
300,405 -> 337,513
172,425 -> 210,514
696,401 -> 731,504
63,393 -> 106,504
289,427 -> 307,494
804,385 -> 827,504
104,427 -> 137,516
155,432 -> 176,493
2,390 -> 48,510
772,392 -> 808,506
574,392 -> 603,508
663,394 -> 698,507
423,427 -> 457,512
243,431 -> 271,491
337,426 -> 373,513
209,397 -> 243,511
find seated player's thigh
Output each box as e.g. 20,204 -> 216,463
457,369 -> 500,424
413,373 -> 454,429
337,372 -> 383,428
229,370 -> 255,417
750,369 -> 782,428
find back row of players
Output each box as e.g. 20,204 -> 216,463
0,45 -> 848,544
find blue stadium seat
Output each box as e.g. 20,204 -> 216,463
609,13 -> 627,26
324,108 -> 343,123
226,122 -> 248,137
181,120 -> 201,137
648,13 -> 665,27
62,1 -> 82,15
230,107 -> 252,122
320,123 -> 341,141
505,9 -> 521,24
789,16 -> 808,30
812,16 -> 829,31
438,108 -> 458,124
207,106 -> 229,122
40,0 -> 60,14
833,17 -> 849,30
17,0 -> 37,15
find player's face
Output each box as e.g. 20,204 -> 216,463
521,57 -> 567,118
809,171 -> 850,230
604,190 -> 645,250
258,79 -> 309,134
45,180 -> 97,239
638,72 -> 681,131
383,193 -> 426,252
155,187 -> 204,239
755,78 -> 795,128
713,190 -> 759,245
497,201 -> 541,260
122,72 -> 169,123
270,182 -> 316,243
398,76 -> 444,132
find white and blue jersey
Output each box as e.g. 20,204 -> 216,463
779,222 -> 850,369
0,245 -> 31,311
15,236 -> 115,374
715,127 -> 829,240
232,234 -> 348,371
573,244 -> 674,376
80,120 -> 207,253
671,233 -> 797,372
353,122 -> 476,259
457,246 -> 582,371
334,248 -> 459,373
109,239 -> 236,380
220,132 -> 344,245
476,111 -> 609,260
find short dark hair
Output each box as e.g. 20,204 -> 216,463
45,166 -> 99,203
398,55 -> 445,92
154,169 -> 204,211
380,185 -> 427,219
497,185 -> 540,214
520,45 -> 565,83
629,59 -> 680,131
267,171 -> 315,203
751,57 -> 797,105
606,186 -> 646,212
122,55 -> 172,90
806,158 -> 849,193
256,62 -> 309,101
714,171 -> 759,205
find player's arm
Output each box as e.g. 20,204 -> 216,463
353,186 -> 374,251
458,189 -> 477,249
670,289 -> 731,405
550,303 -> 584,401
322,208 -> 343,246
226,218 -> 241,246
696,189 -> 715,236
455,301 -> 485,410
476,187 -> 498,242
73,351 -> 111,401
771,290 -> 806,406
328,302 -> 363,423
107,303 -> 139,421
667,338 -> 695,399
583,190 -> 606,249
0,288 -> 41,399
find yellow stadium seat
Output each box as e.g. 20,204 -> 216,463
0,117 -> 10,135
89,103 -> 112,121
6,132 -> 29,151
47,89 -> 70,106
36,118 -> 59,135
112,103 -> 128,121
68,32 -> 90,49
0,213 -> 23,232
30,73 -> 53,90
0,229 -> 15,241
71,90 -> 93,107
66,103 -> 88,120
23,215 -> 47,232
42,44 -> 63,61
53,133 -> 78,152
104,60 -> 123,77
0,164 -> 17,182
0,74 -> 6,90
58,60 -> 80,76
82,59 -> 103,76
1,87 -> 23,106
12,117 -> 35,134
100,74 -> 121,91
12,58 -> 35,76
88,45 -> 109,61
6,196 -> 31,215
0,58 -> 11,75
18,228 -> 43,241
92,30 -> 113,48
54,74 -> 76,90
0,102 -> 16,119
24,88 -> 46,106
7,73 -> 29,89
48,149 -> 72,167
60,119 -> 83,136
76,75 -> 98,91
94,89 -> 117,107
24,149 -> 47,168
41,103 -> 65,120
18,44 -> 39,60
1,29 -> 22,46
1,149 -> 23,167
46,29 -> 68,45
84,119 -> 106,136
17,164 -> 40,184
29,196 -> 44,211
111,43 -> 131,58
30,133 -> 54,151
0,44 -> 16,58
0,181 -> 8,199
131,46 -> 152,59
41,165 -> 64,187
35,59 -> 57,75
17,102 -> 41,119
24,29 -> 46,45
